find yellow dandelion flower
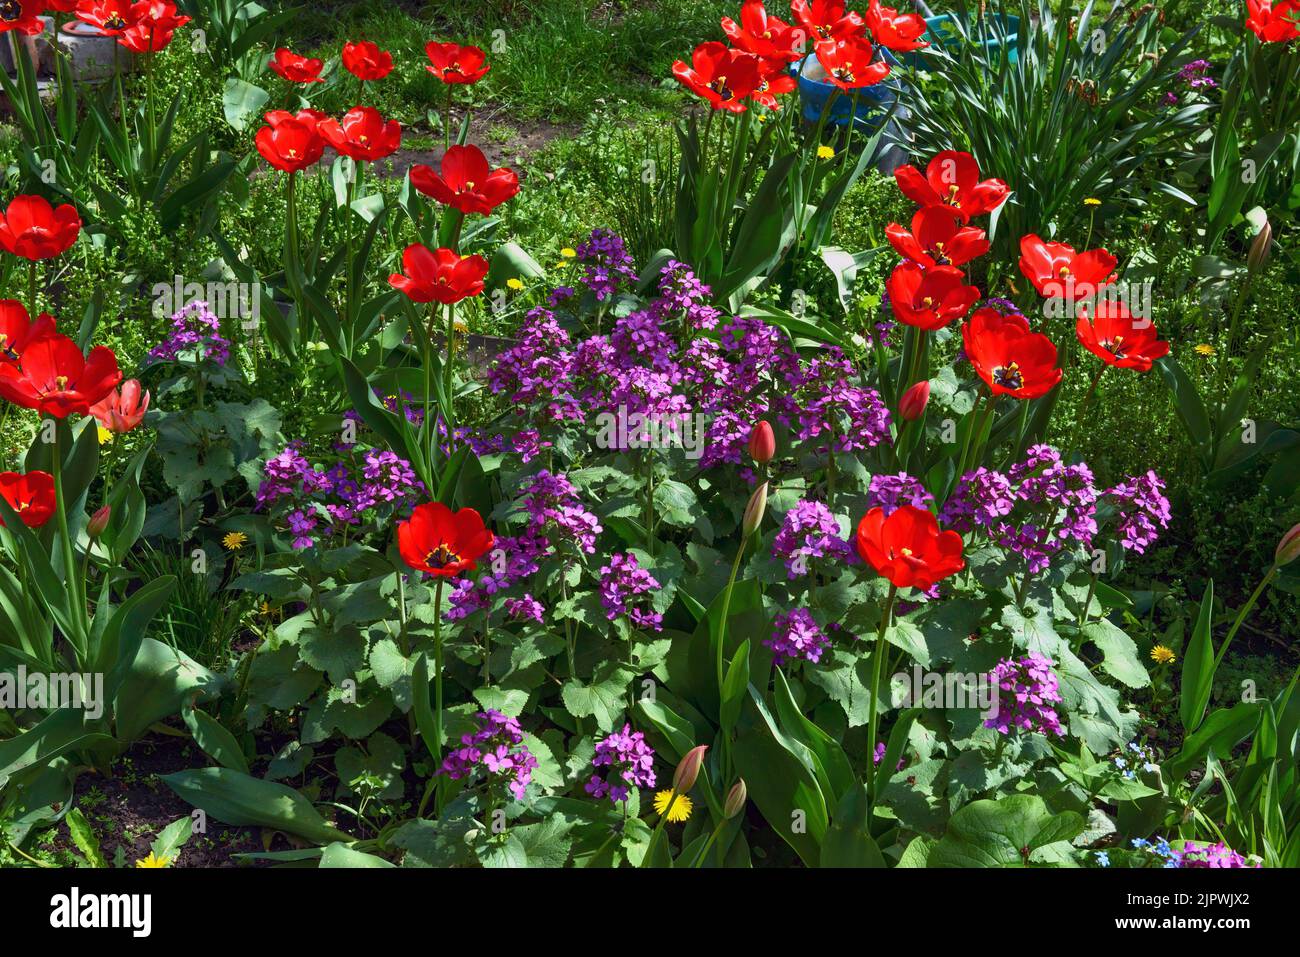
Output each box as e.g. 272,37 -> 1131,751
97,427 -> 114,445
222,531 -> 248,551
1150,645 -> 1176,665
135,851 -> 173,868
1195,343 -> 1215,357
1083,197 -> 1102,206
260,600 -> 272,617
817,145 -> 835,160
506,277 -> 524,291
561,247 -> 577,258
653,789 -> 693,823
453,318 -> 469,334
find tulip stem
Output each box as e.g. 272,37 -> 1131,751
865,584 -> 898,797
1214,566 -> 1276,672
953,389 -> 985,491
50,429 -> 88,660
1062,364 -> 1105,462
27,261 -> 37,317
432,577 -> 445,774
443,302 -> 456,430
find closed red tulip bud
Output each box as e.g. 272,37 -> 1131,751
742,482 -> 768,538
899,380 -> 930,421
747,421 -> 775,464
87,505 -> 111,538
673,744 -> 709,792
1276,522 -> 1300,567
724,778 -> 747,819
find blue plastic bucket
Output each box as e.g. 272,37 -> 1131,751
902,13 -> 1020,69
793,53 -> 901,130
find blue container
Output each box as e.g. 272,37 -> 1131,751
903,13 -> 1021,69
793,53 -> 902,130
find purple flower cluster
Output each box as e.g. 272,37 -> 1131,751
786,350 -> 892,456
505,594 -> 545,624
148,300 -> 230,366
1172,841 -> 1259,869
772,499 -> 852,579
598,552 -> 663,631
519,470 -> 602,555
574,228 -> 637,302
983,653 -> 1065,737
1104,470 -> 1171,554
586,724 -> 656,803
766,608 -> 831,665
256,443 -> 424,549
867,472 -> 934,516
441,710 -> 538,801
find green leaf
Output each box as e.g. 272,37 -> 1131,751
319,843 -> 395,868
162,767 -> 352,846
65,808 -> 106,868
1180,580 -> 1216,733
819,782 -> 885,868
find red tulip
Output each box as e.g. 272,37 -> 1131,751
254,116 -> 325,173
87,504 -> 111,538
0,0 -> 45,34
0,300 -> 56,365
961,308 -> 1062,400
269,48 -> 324,83
0,470 -> 55,528
0,195 -> 82,261
1075,301 -> 1168,373
747,421 -> 775,464
46,0 -> 80,12
1276,522 -> 1300,567
76,0 -> 133,33
866,0 -> 929,51
89,378 -> 150,433
722,1 -> 804,62
791,0 -> 867,41
672,42 -> 763,113
749,59 -> 798,109
894,150 -> 1009,222
1018,234 -> 1117,301
856,505 -> 965,591
886,261 -> 979,331
388,244 -> 489,305
397,501 -> 494,578
117,0 -> 190,53
885,206 -> 989,268
898,380 -> 930,421
318,106 -> 401,163
0,333 -> 122,418
425,41 -> 490,84
1246,0 -> 1300,42
342,40 -> 393,80
265,108 -> 328,130
813,36 -> 891,89
409,145 -> 520,215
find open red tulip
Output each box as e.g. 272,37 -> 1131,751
0,470 -> 55,528
866,0 -> 929,51
318,106 -> 402,163
425,41 -> 491,84
388,244 -> 489,305
255,116 -> 325,173
118,1 -> 190,53
0,195 -> 82,261
722,1 -> 804,62
962,308 -> 1062,400
410,145 -> 520,215
672,41 -> 763,113
0,300 -> 56,365
342,40 -> 394,80
1018,234 -> 1117,302
856,505 -> 965,591
397,501 -> 494,578
1075,301 -> 1169,373
0,0 -> 46,34
813,36 -> 891,89
268,47 -> 324,83
791,0 -> 867,41
886,206 -> 989,268
887,261 -> 979,330
1246,0 -> 1300,42
0,333 -> 122,418
76,1 -> 138,35
894,150 -> 1009,222
90,378 -> 151,433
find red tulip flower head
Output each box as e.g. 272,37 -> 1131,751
318,107 -> 401,163
1246,0 -> 1300,42
269,48 -> 324,83
1075,301 -> 1169,373
46,0 -> 81,12
342,40 -> 394,80
409,145 -> 520,215
856,505 -> 965,591
424,41 -> 490,84
673,42 -> 763,112
813,36 -> 890,89
388,244 -> 490,305
0,0 -> 45,34
255,115 -> 325,173
898,380 -> 930,421
962,308 -> 1062,400
791,0 -> 867,41
1018,234 -> 1117,302
0,300 -> 56,364
865,0 -> 929,51
76,1 -> 137,35
886,206 -> 989,268
722,1 -> 804,62
894,150 -> 1009,222
0,333 -> 122,418
89,378 -> 150,433
749,59 -> 799,109
398,501 -> 494,578
0,195 -> 82,261
886,261 -> 980,331
118,1 -> 190,53
747,421 -> 776,464
0,470 -> 55,528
